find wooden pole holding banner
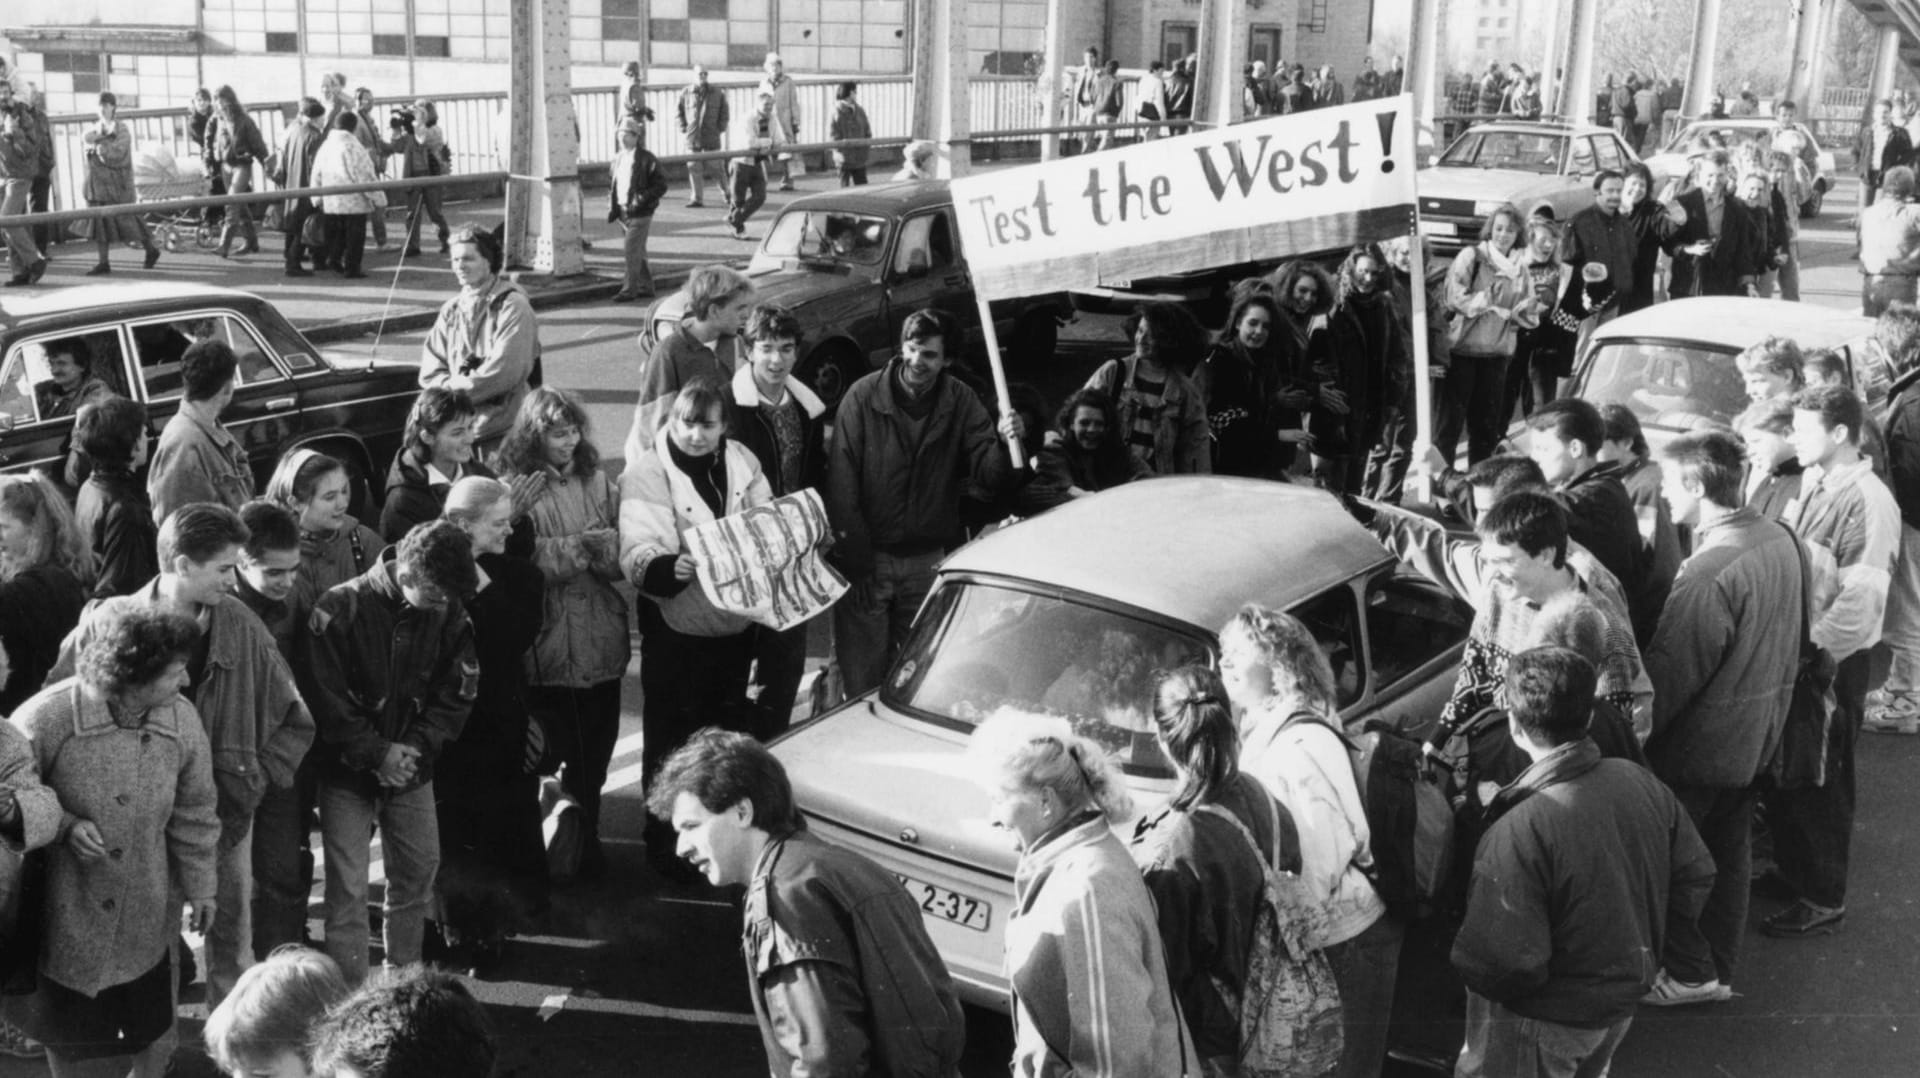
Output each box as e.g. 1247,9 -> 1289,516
974,297 -> 1028,468
1404,198 -> 1435,504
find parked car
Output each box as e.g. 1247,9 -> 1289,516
1416,119 -> 1674,254
1643,116 -> 1835,217
769,477 -> 1470,1008
1566,296 -> 1882,451
638,180 -> 1071,409
0,282 -> 419,512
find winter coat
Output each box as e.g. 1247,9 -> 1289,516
1128,772 -> 1305,1062
51,586 -> 315,846
1644,508 -> 1802,788
829,99 -> 872,170
1562,205 -> 1637,315
1557,466 -> 1650,630
0,566 -> 86,716
1195,337 -> 1281,478
1083,354 -> 1211,477
0,112 -> 35,181
744,829 -> 967,1077
1790,457 -> 1902,660
148,406 -> 255,525
378,449 -> 530,558
1880,364 -> 1920,530
1016,439 -> 1145,515
272,120 -> 325,216
518,468 -> 630,688
75,468 -> 158,600
1239,700 -> 1386,949
725,364 -> 827,499
1453,739 -> 1715,1028
15,679 -> 218,997
80,120 -> 137,206
731,108 -> 792,169
419,277 -> 540,443
208,109 -> 270,168
310,128 -> 383,215
1666,189 -> 1762,298
618,431 -> 772,637
1445,243 -> 1533,359
439,551 -> 544,786
609,146 -> 669,219
825,364 -> 1012,579
1854,121 -> 1913,180
298,550 -> 478,795
677,83 -> 729,149
1598,457 -> 1683,644
297,515 -> 387,612
1008,812 -> 1187,1078
625,321 -> 742,460
1621,199 -> 1687,313
756,73 -> 802,139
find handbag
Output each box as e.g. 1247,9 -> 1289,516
302,210 -> 326,248
1772,523 -> 1835,788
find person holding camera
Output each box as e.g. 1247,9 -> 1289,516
420,225 -> 541,448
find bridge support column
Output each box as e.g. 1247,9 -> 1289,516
1871,24 -> 1902,103
909,0 -> 971,177
1535,0 -> 1564,115
1680,0 -> 1723,119
1559,0 -> 1599,126
1193,0 -> 1250,132
1407,0 -> 1444,158
1786,0 -> 1835,109
506,0 -> 584,275
1039,0 -> 1070,160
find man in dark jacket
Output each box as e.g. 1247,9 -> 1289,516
648,727 -> 966,1078
826,309 -> 1024,695
676,65 -> 728,207
726,304 -> 828,738
1667,151 -> 1763,298
1453,647 -> 1714,1077
1561,170 -> 1635,320
1855,97 -> 1914,207
609,116 -> 669,302
299,519 -> 478,984
274,97 -> 327,277
1526,400 -> 1654,635
1870,306 -> 1920,734
1639,431 -> 1800,1006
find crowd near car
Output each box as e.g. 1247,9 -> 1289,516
1644,116 -> 1835,216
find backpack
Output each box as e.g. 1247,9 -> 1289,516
1287,712 -> 1458,921
1197,799 -> 1344,1078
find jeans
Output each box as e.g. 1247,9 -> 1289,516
1456,992 -> 1632,1078
1503,342 -> 1561,424
282,199 -> 318,272
251,758 -> 318,957
318,779 -> 440,985
833,548 -> 942,697
1322,914 -> 1404,1078
1768,650 -> 1868,909
839,166 -> 869,187
205,822 -> 255,1007
638,604 -> 752,856
727,161 -> 767,230
619,214 -> 655,294
1435,352 -> 1512,466
1,178 -> 42,276
1880,523 -> 1920,694
322,212 -> 368,273
686,137 -> 721,202
749,618 -> 812,741
1664,785 -> 1754,985
1362,403 -> 1415,504
533,680 -> 623,862
218,164 -> 258,252
404,187 -> 449,253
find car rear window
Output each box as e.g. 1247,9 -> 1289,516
1438,130 -> 1564,173
884,580 -> 1211,777
761,210 -> 890,267
1580,340 -> 1747,433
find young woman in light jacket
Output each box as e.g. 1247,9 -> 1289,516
496,387 -> 629,880
1440,202 -> 1542,466
970,710 -> 1188,1078
1220,604 -> 1399,1078
617,378 -> 772,872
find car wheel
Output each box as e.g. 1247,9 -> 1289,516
1008,306 -> 1060,375
802,342 -> 864,413
1801,183 -> 1824,219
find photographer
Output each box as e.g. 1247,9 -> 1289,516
420,224 -> 541,448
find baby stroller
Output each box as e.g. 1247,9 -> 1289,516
134,146 -> 217,252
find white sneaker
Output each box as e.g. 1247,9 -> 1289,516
1642,969 -> 1732,1006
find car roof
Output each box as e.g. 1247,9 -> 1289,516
780,179 -> 951,215
941,477 -> 1390,633
0,282 -> 263,325
1590,297 -> 1874,352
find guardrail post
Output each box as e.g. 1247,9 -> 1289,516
1407,0 -> 1444,160
911,0 -> 972,177
1038,0 -> 1069,160
1787,0 -> 1834,111
506,0 -> 586,275
1559,0 -> 1598,127
1680,0 -> 1723,121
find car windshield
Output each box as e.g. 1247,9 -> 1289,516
1664,123 -> 1779,156
1580,340 -> 1748,432
884,579 -> 1212,777
1438,130 -> 1565,173
760,210 -> 890,266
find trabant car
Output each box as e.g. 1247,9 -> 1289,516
770,478 -> 1470,1007
0,282 -> 419,510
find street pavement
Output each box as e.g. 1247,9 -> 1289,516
4,171 -> 1919,1077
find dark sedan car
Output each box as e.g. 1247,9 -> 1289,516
0,283 -> 420,511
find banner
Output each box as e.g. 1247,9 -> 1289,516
950,96 -> 1419,300
685,489 -> 847,631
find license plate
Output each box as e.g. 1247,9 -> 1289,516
895,873 -> 992,932
1417,219 -> 1458,237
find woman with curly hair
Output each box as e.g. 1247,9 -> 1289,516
494,387 -> 628,881
1312,244 -> 1409,495
1082,301 -> 1212,476
1198,287 -> 1288,478
0,473 -> 94,713
12,601 -> 218,1078
1017,388 -> 1145,514
266,448 -> 388,607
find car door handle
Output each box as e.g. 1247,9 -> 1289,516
263,397 -> 296,411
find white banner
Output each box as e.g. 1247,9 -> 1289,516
685,489 -> 847,631
950,96 -> 1419,300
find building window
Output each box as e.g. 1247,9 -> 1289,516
415,35 -> 450,57
1298,0 -> 1327,34
1160,23 -> 1197,69
265,31 -> 300,53
1249,26 -> 1282,71
42,50 -> 105,95
372,33 -> 409,56
605,0 -> 641,41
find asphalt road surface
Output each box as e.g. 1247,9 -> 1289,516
10,173 -> 1917,1078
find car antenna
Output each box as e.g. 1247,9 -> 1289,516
367,235 -> 413,360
